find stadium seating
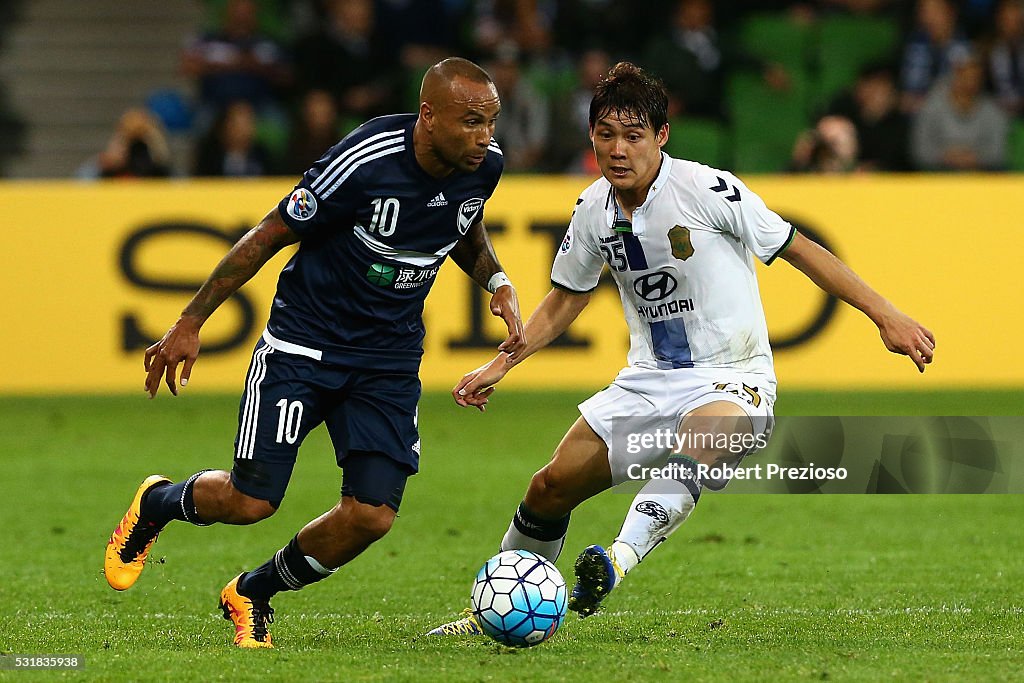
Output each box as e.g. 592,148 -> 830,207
202,0 -> 291,41
731,14 -> 816,172
1010,120 -> 1024,172
728,70 -> 811,173
815,16 -> 900,109
0,0 -> 201,178
665,117 -> 728,169
737,13 -> 814,73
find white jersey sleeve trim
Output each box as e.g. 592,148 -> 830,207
764,225 -> 797,266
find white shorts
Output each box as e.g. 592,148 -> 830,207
578,366 -> 776,487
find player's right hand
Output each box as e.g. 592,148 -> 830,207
144,317 -> 202,398
453,354 -> 511,411
875,308 -> 935,373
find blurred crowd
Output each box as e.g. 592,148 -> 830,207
88,0 -> 1024,177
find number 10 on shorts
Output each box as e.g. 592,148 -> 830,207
275,399 -> 303,444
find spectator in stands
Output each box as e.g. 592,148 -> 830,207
181,0 -> 291,132
281,89 -> 341,175
551,0 -> 658,56
194,100 -> 272,177
789,115 -> 860,173
644,0 -> 791,122
961,0 -> 1002,38
988,0 -> 1024,116
817,0 -> 900,15
80,108 -> 171,179
546,48 -> 609,173
911,53 -> 1009,170
900,0 -> 972,112
485,47 -> 549,172
292,0 -> 397,121
826,63 -> 911,170
644,0 -> 724,120
377,0 -> 464,72
471,0 -> 554,61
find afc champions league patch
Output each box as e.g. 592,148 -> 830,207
560,226 -> 573,254
457,197 -> 484,235
287,188 -> 318,221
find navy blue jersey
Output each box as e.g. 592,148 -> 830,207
269,114 -> 503,371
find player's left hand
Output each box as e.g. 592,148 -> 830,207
453,354 -> 510,411
876,308 -> 935,373
489,284 -> 525,358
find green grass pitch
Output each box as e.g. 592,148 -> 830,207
1,390 -> 1022,681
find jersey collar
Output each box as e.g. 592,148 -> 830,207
604,152 -> 672,237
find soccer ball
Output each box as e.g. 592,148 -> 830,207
470,549 -> 568,647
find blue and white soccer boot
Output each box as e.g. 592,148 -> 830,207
568,545 -> 625,618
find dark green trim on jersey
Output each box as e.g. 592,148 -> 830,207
613,218 -> 633,233
765,226 -> 797,266
551,279 -> 599,295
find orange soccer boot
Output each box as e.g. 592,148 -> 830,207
219,574 -> 275,648
104,475 -> 171,590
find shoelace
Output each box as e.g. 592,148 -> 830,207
119,517 -> 162,563
454,608 -> 480,634
250,602 -> 275,642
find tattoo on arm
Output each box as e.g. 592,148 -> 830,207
182,208 -> 300,322
450,221 -> 502,289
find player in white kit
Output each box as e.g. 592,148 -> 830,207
429,62 -> 934,632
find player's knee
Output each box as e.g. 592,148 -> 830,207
527,466 -> 574,517
346,502 -> 395,543
228,488 -> 277,525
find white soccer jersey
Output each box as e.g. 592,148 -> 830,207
551,153 -> 794,386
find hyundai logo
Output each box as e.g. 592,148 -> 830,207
633,271 -> 678,301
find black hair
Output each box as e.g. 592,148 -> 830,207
589,62 -> 669,132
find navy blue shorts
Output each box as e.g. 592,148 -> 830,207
230,338 -> 419,510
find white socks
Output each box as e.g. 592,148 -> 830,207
612,475 -> 702,574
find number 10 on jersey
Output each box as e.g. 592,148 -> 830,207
275,399 -> 303,444
369,198 -> 400,236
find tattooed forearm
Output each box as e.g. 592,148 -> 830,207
181,208 -> 299,322
450,221 -> 503,290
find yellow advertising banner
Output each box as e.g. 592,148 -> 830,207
0,175 -> 1018,393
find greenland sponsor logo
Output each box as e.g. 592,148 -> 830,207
287,188 -> 318,221
393,266 -> 440,289
366,263 -> 395,286
457,197 -> 484,234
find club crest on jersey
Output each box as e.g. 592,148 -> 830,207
668,225 -> 694,261
560,227 -> 573,254
287,188 -> 318,221
457,198 -> 484,235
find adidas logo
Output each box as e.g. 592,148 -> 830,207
427,191 -> 448,207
